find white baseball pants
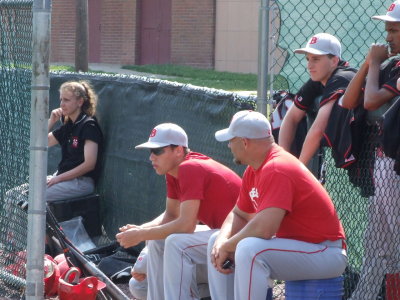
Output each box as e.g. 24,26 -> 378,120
349,156 -> 400,300
208,231 -> 347,300
146,225 -> 215,300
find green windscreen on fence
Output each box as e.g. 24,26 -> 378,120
48,73 -> 253,234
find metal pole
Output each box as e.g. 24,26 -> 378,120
26,0 -> 51,299
257,0 -> 270,115
268,1 -> 278,113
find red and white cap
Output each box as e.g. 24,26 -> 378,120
372,1 -> 400,22
294,33 -> 341,58
135,123 -> 188,148
215,110 -> 272,142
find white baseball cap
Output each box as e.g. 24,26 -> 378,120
294,33 -> 341,58
135,123 -> 188,148
372,1 -> 400,22
215,110 -> 272,142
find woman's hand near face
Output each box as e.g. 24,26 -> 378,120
48,108 -> 64,145
50,108 -> 63,124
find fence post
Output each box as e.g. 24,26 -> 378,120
26,0 -> 51,299
257,0 -> 270,115
75,0 -> 89,72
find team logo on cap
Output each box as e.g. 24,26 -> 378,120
309,37 -> 318,44
150,129 -> 157,137
388,3 -> 396,11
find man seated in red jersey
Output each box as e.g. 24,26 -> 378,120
208,110 -> 347,300
116,123 -> 242,300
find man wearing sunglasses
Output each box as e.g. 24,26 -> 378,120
116,123 -> 241,300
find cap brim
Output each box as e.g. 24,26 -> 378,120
215,128 -> 234,142
372,15 -> 400,22
293,48 -> 330,55
135,141 -> 171,149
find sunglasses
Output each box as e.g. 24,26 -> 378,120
150,146 -> 168,156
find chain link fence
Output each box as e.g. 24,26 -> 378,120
0,0 -> 32,298
271,0 -> 388,92
268,0 -> 399,299
0,0 -> 399,299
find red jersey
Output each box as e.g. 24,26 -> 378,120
167,152 -> 241,229
237,145 -> 345,243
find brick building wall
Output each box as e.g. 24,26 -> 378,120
100,0 -> 137,64
171,0 -> 215,69
51,0 -> 137,65
51,1 -> 75,62
50,0 -> 215,68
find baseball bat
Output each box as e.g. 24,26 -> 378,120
66,245 -> 129,300
45,206 -> 130,300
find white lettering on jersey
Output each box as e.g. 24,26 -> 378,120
249,187 -> 259,208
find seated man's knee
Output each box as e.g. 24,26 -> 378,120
165,233 -> 187,250
207,230 -> 220,253
147,239 -> 164,253
129,277 -> 147,300
208,231 -> 220,246
235,237 -> 261,264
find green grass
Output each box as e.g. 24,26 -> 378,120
50,65 -> 76,72
122,64 -> 288,92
